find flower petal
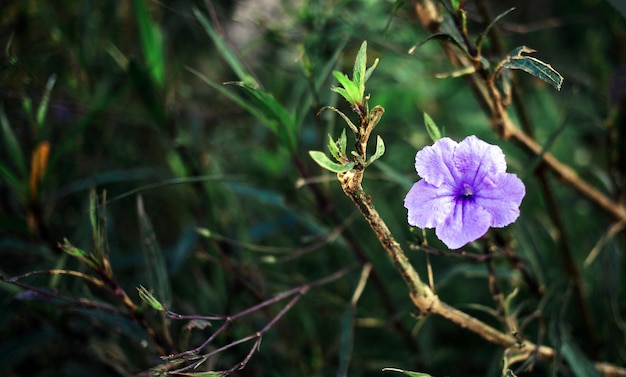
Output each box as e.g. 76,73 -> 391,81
475,173 -> 525,227
404,180 -> 456,228
453,135 -> 506,186
414,137 -> 458,187
436,200 -> 492,249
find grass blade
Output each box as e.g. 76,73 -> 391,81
133,0 -> 164,87
0,105 -> 27,178
137,195 -> 171,307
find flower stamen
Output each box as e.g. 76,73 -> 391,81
462,183 -> 473,197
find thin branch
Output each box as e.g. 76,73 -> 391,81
336,163 -> 626,375
8,269 -> 107,288
160,266 -> 355,373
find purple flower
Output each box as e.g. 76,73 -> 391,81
404,135 -> 525,249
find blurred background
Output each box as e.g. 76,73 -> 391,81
1,0 -> 625,376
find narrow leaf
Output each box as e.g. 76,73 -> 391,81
229,81 -> 297,150
367,135 -> 385,165
187,67 -> 274,132
476,7 -> 515,53
423,112 -> 442,142
337,306 -> 355,377
133,0 -> 164,87
353,41 -> 368,100
0,163 -> 25,196
137,196 -> 171,307
193,8 -> 254,85
332,71 -> 360,104
364,58 -> 379,83
35,74 -> 57,131
0,105 -> 27,177
330,86 -> 351,103
409,32 -> 468,57
137,285 -> 164,311
309,151 -> 354,173
338,128 -> 347,155
328,134 -> 342,162
318,106 -> 358,134
59,238 -> 88,259
382,368 -> 434,377
561,334 -> 601,377
501,46 -> 564,90
58,238 -> 100,271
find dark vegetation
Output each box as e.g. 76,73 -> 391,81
1,1 -> 626,376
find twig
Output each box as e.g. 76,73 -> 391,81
293,154 -> 421,355
159,265 -> 355,373
445,0 -> 599,351
336,160 -> 626,375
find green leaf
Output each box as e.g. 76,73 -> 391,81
561,334 -> 601,377
500,46 -> 564,91
328,129 -> 349,162
382,368 -> 434,377
192,65 -> 297,151
318,106 -> 358,134
423,112 -> 443,142
137,195 -> 171,307
367,135 -> 385,165
196,227 -> 212,238
410,21 -> 469,57
187,67 -> 274,133
450,0 -> 461,10
337,305 -> 355,377
332,71 -> 360,104
328,134 -> 342,162
0,163 -> 25,198
338,128 -> 348,155
59,238 -> 88,259
0,105 -> 26,178
476,7 -> 515,53
230,81 -> 297,151
137,285 -> 164,311
364,57 -> 379,84
309,151 -> 354,173
58,238 -> 100,271
133,0 -> 164,87
193,8 -> 254,85
353,41 -> 368,100
35,74 -> 57,132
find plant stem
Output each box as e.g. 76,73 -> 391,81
293,153 -> 421,356
473,0 -> 597,354
336,161 -> 626,376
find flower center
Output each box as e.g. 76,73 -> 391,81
462,183 -> 473,197
456,183 -> 475,203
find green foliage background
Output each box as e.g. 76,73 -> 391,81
1,0 -> 625,376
